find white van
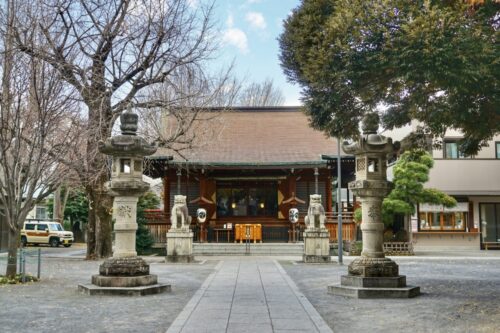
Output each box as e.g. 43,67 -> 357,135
20,220 -> 74,247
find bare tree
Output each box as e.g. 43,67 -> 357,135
52,184 -> 72,223
0,43 -> 82,277
11,0 -> 221,259
238,78 -> 285,106
139,64 -> 240,157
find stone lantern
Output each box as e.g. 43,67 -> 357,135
328,113 -> 419,298
78,106 -> 170,296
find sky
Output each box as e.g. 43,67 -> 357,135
208,0 -> 303,106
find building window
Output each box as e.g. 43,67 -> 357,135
480,203 -> 500,243
419,212 -> 467,231
444,141 -> 469,159
496,142 -> 500,159
35,207 -> 47,220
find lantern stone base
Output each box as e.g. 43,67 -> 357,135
78,283 -> 171,296
78,257 -> 170,296
303,230 -> 331,263
327,279 -> 420,298
98,257 -> 150,276
348,257 -> 400,277
166,230 -> 194,263
328,258 -> 420,298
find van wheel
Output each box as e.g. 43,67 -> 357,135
50,238 -> 59,247
21,236 -> 27,247
63,244 -> 71,248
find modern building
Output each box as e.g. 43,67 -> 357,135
26,202 -> 50,220
387,125 -> 500,251
145,106 -> 356,244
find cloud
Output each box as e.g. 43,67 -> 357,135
187,0 -> 198,8
246,0 -> 261,4
245,11 -> 266,30
223,28 -> 249,54
227,13 -> 234,27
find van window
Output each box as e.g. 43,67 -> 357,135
37,224 -> 48,231
49,224 -> 63,231
25,224 -> 36,230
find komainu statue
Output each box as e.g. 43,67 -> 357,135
170,195 -> 192,230
304,194 -> 326,230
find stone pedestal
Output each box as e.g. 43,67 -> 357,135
112,196 -> 140,258
79,257 -> 171,296
166,230 -> 194,263
328,275 -> 419,298
303,229 -> 331,263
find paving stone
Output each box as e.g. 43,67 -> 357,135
230,305 -> 270,314
272,318 -> 318,331
227,323 -> 274,333
228,312 -> 272,324
166,257 -> 331,333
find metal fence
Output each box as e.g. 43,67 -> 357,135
0,248 -> 41,281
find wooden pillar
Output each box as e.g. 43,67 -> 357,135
199,174 -> 207,242
468,201 -> 474,231
163,175 -> 170,216
326,174 -> 333,213
287,173 -> 297,242
199,174 -> 207,199
288,174 -> 297,198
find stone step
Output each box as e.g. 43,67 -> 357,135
327,284 -> 420,299
193,243 -> 304,256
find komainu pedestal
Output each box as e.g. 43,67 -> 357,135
166,195 -> 195,263
303,195 -> 331,263
327,113 -> 419,298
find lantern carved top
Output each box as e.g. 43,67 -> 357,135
98,105 -> 157,197
98,105 -> 157,157
342,113 -> 399,157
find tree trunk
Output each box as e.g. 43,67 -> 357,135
5,228 -> 18,278
84,96 -> 114,260
53,186 -> 62,222
85,183 -> 113,259
406,214 -> 413,244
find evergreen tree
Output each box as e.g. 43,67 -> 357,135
381,149 -> 456,242
279,0 -> 499,155
383,149 -> 456,217
136,192 -> 160,255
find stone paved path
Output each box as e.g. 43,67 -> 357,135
166,257 -> 333,333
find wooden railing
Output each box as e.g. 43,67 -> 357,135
325,211 -> 354,224
324,212 -> 356,242
147,222 -> 170,245
144,210 -> 357,244
144,209 -> 169,223
325,222 -> 356,242
144,210 -> 169,246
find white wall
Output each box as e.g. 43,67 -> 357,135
426,159 -> 500,195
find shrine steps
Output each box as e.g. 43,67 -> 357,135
192,242 -> 304,256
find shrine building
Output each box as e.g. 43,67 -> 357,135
144,106 -> 356,244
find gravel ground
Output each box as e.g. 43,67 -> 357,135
2,245 -> 500,333
281,256 -> 500,333
0,246 -> 217,333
